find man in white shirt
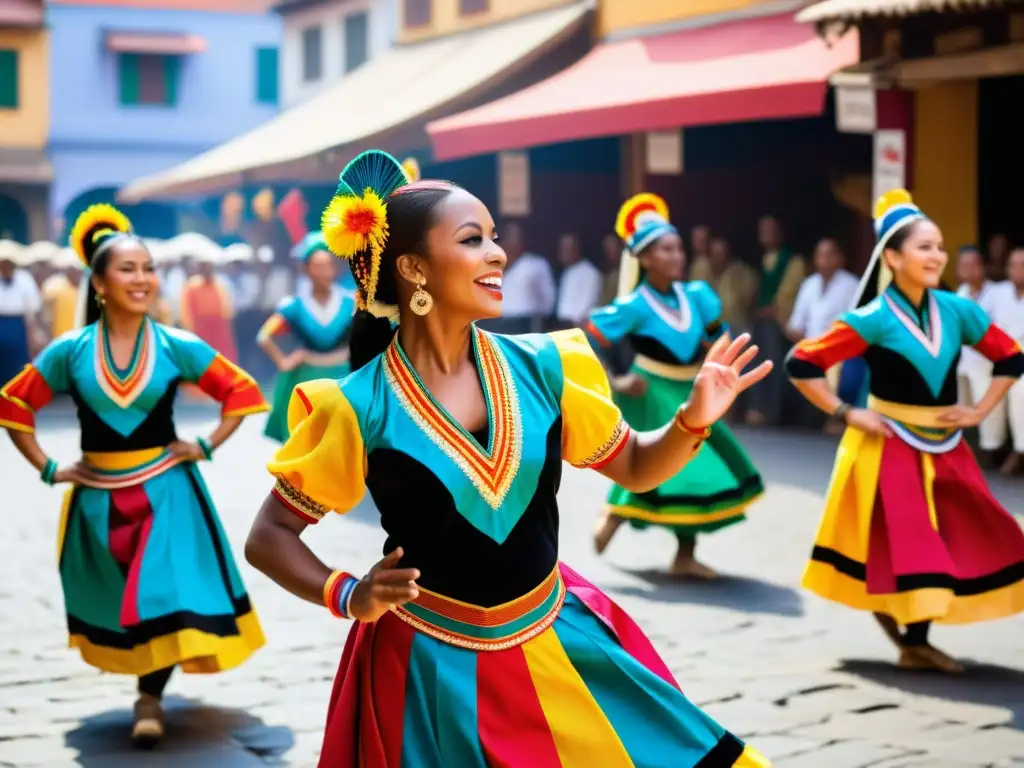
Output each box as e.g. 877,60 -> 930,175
786,238 -> 859,341
555,233 -> 603,328
490,222 -> 555,334
785,238 -> 859,429
984,248 -> 1024,474
954,246 -> 1003,462
0,248 -> 43,383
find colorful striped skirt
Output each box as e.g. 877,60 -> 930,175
58,449 -> 264,676
318,563 -> 769,767
804,416 -> 1024,626
264,359 -> 351,443
608,360 -> 764,535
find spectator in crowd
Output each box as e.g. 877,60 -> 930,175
688,225 -> 711,279
179,251 -> 238,363
555,233 -> 603,328
785,237 -> 859,430
691,236 -> 758,336
986,248 -> 1024,474
0,244 -> 41,383
987,232 -> 1011,282
956,245 -> 1003,465
746,215 -> 806,427
598,232 -> 622,306
487,221 -> 555,334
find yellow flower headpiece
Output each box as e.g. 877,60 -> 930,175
321,150 -> 409,313
402,157 -> 421,183
69,203 -> 133,266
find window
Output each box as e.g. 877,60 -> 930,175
119,54 -> 179,107
255,46 -> 279,104
459,0 -> 488,14
343,12 -> 369,73
404,0 -> 431,28
302,25 -> 322,82
0,49 -> 18,109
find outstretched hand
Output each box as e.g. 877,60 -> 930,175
348,547 -> 420,623
681,334 -> 772,430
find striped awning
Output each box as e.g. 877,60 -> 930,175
797,0 -> 1006,23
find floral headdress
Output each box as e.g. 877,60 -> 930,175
321,150 -> 410,318
69,203 -> 135,267
613,193 -> 678,297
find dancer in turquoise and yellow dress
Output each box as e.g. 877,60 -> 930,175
787,190 -> 1024,672
244,150 -> 773,767
0,205 -> 267,746
587,194 -> 765,579
259,231 -> 355,443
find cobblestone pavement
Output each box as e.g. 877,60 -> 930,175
1,405 -> 1023,767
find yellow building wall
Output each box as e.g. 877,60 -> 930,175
0,28 -> 49,149
399,0 -> 578,43
912,80 -> 978,265
598,0 -> 769,37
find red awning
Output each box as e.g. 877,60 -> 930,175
104,31 -> 207,55
427,13 -> 859,160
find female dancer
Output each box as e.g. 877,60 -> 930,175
786,190 -> 1024,672
259,231 -> 355,443
245,151 -> 772,767
587,194 -> 764,579
0,205 -> 267,744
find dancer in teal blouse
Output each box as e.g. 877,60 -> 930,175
587,194 -> 764,578
259,232 -> 355,442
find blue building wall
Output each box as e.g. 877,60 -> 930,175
48,3 -> 281,236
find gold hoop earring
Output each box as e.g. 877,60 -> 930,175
410,279 -> 433,316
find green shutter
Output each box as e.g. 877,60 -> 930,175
0,50 -> 19,109
255,47 -> 278,105
163,55 -> 180,106
119,53 -> 140,105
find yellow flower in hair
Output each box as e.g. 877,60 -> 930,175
402,157 -> 421,183
873,188 -> 913,219
69,203 -> 132,266
321,188 -> 389,260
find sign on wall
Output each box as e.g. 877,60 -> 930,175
498,151 -> 530,217
872,129 -> 906,202
835,86 -> 876,133
645,130 -> 683,175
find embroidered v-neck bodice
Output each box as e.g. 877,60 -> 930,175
266,327 -> 631,609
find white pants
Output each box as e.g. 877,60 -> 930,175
959,370 -> 1024,451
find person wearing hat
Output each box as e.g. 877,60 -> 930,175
258,231 -> 355,443
178,239 -> 239,364
0,240 -> 42,383
786,189 -> 1024,673
585,194 -> 765,579
40,247 -> 84,339
0,204 -> 268,745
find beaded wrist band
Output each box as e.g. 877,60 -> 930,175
323,570 -> 359,620
196,437 -> 214,461
41,458 -> 58,486
673,408 -> 712,441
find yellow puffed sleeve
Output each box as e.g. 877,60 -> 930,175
266,378 -> 366,523
551,329 -> 631,470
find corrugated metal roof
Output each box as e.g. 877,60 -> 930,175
797,0 -> 1005,23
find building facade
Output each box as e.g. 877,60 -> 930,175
0,0 -> 48,243
48,0 -> 282,238
800,0 -> 1024,259
277,0 -> 397,108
